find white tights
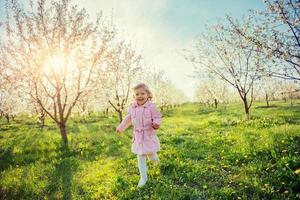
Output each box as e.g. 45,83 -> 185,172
137,153 -> 160,187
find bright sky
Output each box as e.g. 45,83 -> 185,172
0,0 -> 266,100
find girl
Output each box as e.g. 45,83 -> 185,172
116,83 -> 162,187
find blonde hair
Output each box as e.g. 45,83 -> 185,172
133,83 -> 153,99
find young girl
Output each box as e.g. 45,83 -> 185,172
116,83 -> 162,187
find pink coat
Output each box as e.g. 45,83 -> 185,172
117,100 -> 162,155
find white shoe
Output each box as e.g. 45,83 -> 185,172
137,177 -> 147,187
137,155 -> 148,187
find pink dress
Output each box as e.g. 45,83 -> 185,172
117,100 -> 162,155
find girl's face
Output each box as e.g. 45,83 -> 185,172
134,88 -> 149,105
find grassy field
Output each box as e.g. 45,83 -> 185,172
0,101 -> 299,199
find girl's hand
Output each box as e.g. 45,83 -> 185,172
116,128 -> 122,134
152,123 -> 160,129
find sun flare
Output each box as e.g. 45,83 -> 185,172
43,54 -> 66,74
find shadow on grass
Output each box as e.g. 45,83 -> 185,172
0,133 -> 32,171
197,108 -> 216,115
254,105 -> 278,109
46,143 -> 78,200
161,109 -> 175,117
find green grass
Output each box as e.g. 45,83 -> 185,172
0,101 -> 299,199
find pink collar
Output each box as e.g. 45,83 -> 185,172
133,100 -> 151,108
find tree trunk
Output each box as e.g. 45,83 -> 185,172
265,93 -> 269,107
242,97 -> 250,119
118,110 -> 123,123
5,115 -> 10,123
214,99 -> 218,108
59,122 -> 68,144
283,97 -> 287,102
38,112 -> 45,128
105,107 -> 109,117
